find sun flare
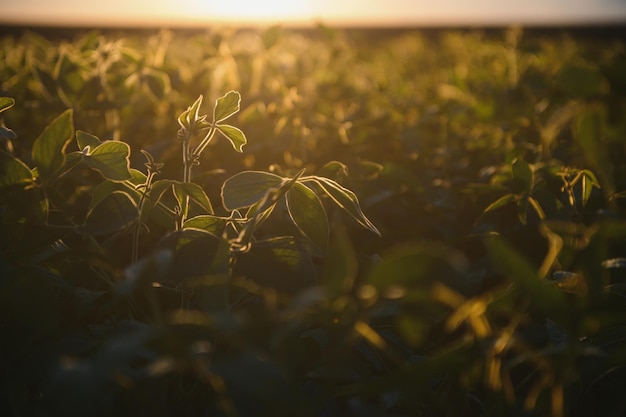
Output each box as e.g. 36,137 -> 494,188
192,0 -> 314,22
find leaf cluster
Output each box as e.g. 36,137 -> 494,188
1,26 -> 626,417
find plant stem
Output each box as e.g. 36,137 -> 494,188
192,126 -> 217,161
132,171 -> 155,263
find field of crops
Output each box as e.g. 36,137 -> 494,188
1,25 -> 626,416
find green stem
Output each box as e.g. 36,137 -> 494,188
192,126 -> 217,160
132,171 -> 155,263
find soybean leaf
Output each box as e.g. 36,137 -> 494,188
184,215 -> 227,236
82,141 -> 132,181
216,124 -> 246,152
306,176 -> 381,236
286,182 -> 329,252
88,179 -> 141,212
262,25 -> 282,50
32,109 -> 74,180
0,98 -> 16,139
0,150 -> 34,189
213,90 -> 241,123
321,222 -> 358,296
481,193 -> 516,216
149,179 -> 175,208
155,228 -> 224,283
575,110 -> 614,196
221,170 -> 283,210
555,62 -> 608,98
143,68 -> 170,99
77,190 -> 137,236
367,243 -> 469,293
0,97 -> 15,113
512,158 -> 533,194
235,237 -> 317,293
582,169 -> 601,206
485,236 -> 566,313
173,181 -> 214,214
76,130 -> 101,151
149,180 -> 213,214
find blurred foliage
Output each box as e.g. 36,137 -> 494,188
1,25 -> 626,417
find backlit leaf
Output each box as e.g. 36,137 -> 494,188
216,124 -> 246,152
235,237 -> 317,293
0,150 -> 34,189
221,170 -> 283,210
512,158 -> 533,194
306,176 -> 380,236
582,169 -> 601,206
184,215 -> 227,235
88,179 -> 141,212
174,181 -> 214,214
76,130 -> 101,151
0,97 -> 15,113
485,235 -> 566,312
31,109 -> 74,179
83,141 -> 132,181
481,193 -> 516,216
213,90 -> 241,123
77,190 -> 137,235
286,182 -> 329,252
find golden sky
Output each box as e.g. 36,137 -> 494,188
2,0 -> 626,26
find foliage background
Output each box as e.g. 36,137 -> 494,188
1,25 -> 626,416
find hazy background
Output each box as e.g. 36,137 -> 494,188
2,0 -> 626,27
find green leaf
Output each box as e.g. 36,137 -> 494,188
184,215 -> 227,235
235,237 -> 317,293
582,169 -> 601,206
485,236 -> 566,312
262,25 -> 282,49
31,109 -> 74,180
77,190 -> 137,235
76,130 -> 102,151
213,90 -> 241,123
555,62 -> 608,98
321,222 -> 358,296
286,182 -> 329,252
82,141 -> 132,181
148,179 -> 175,207
216,124 -> 246,152
0,150 -> 35,189
88,179 -> 141,212
149,180 -> 213,214
481,193 -> 516,216
306,177 -> 380,236
221,170 -> 283,211
143,68 -> 170,99
367,243 -> 469,292
0,97 -> 15,114
575,109 -> 614,196
512,158 -> 533,194
155,228 -> 224,283
174,182 -> 214,214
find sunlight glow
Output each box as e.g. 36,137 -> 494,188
195,0 -> 314,22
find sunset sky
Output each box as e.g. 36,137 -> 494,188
2,0 -> 626,27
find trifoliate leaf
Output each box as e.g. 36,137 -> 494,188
214,90 -> 241,123
216,124 -> 246,152
83,141 -> 132,181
